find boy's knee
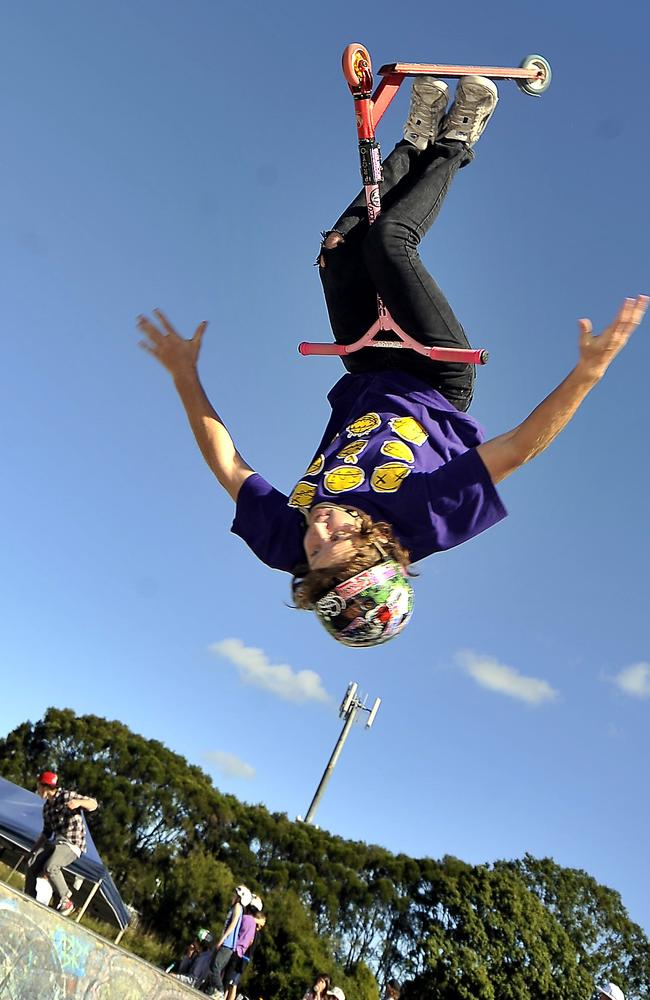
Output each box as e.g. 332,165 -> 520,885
318,230 -> 345,268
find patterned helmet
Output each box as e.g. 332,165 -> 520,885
38,771 -> 58,787
314,560 -> 413,647
249,894 -> 263,911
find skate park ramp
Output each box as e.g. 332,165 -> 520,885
0,880 -> 200,999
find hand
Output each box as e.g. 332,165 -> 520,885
577,295 -> 648,381
138,310 -> 208,382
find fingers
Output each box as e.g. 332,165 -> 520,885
153,308 -> 178,337
630,294 -> 649,326
614,295 -> 648,332
192,320 -> 208,343
614,297 -> 636,332
136,312 -> 208,344
580,295 -> 648,349
137,314 -> 164,344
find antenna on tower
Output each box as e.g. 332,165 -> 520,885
303,681 -> 381,824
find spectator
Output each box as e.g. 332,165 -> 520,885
172,930 -> 215,990
302,974 -> 331,1000
174,927 -> 211,975
384,980 -> 401,999
203,884 -> 252,998
24,770 -> 98,917
224,898 -> 266,1000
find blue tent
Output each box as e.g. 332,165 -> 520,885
0,775 -> 130,933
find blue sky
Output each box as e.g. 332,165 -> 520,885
2,0 -> 650,945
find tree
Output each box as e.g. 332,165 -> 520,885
2,709 -> 648,1000
503,855 -> 650,1000
400,858 -> 593,999
0,707 -> 240,923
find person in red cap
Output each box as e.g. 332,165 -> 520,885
24,771 -> 98,917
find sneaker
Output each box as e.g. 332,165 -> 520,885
57,898 -> 75,917
439,75 -> 498,146
403,77 -> 449,150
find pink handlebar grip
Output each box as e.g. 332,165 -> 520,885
427,346 -> 489,365
298,342 -> 348,356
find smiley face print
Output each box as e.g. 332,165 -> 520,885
380,439 -> 415,463
346,412 -> 382,439
336,440 -> 369,465
370,462 -> 412,493
288,481 -> 318,509
388,416 -> 427,446
323,465 -> 365,494
305,454 -> 324,476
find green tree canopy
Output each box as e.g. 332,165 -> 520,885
1,709 -> 647,1000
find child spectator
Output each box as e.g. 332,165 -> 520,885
303,974 -> 331,1000
224,898 -> 266,1000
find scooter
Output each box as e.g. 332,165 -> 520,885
299,44 -> 551,365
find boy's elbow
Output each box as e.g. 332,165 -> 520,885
477,434 -> 526,484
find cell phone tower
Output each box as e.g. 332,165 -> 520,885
303,682 -> 381,825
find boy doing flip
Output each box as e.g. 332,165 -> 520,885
139,76 -> 647,647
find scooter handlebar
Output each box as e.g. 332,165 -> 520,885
426,346 -> 489,365
298,342 -> 348,356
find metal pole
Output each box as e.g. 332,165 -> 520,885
304,704 -> 359,824
74,878 -> 102,924
7,853 -> 24,885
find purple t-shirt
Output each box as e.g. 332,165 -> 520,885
231,371 -> 507,572
235,913 -> 257,957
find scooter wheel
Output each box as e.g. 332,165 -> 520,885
342,43 -> 372,89
517,54 -> 552,96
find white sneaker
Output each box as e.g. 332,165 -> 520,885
403,77 -> 449,150
439,75 -> 499,146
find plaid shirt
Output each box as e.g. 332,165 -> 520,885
42,788 -> 88,855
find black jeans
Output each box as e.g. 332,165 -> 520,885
319,139 -> 475,412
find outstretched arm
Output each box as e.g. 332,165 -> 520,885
477,296 -> 648,484
138,310 -> 255,502
67,795 -> 98,812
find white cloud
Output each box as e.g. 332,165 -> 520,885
613,662 -> 650,699
456,650 -> 558,706
210,638 -> 330,704
202,751 -> 256,781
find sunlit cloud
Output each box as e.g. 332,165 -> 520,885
203,751 -> 255,781
456,650 -> 558,705
210,638 -> 330,704
613,662 -> 650,699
